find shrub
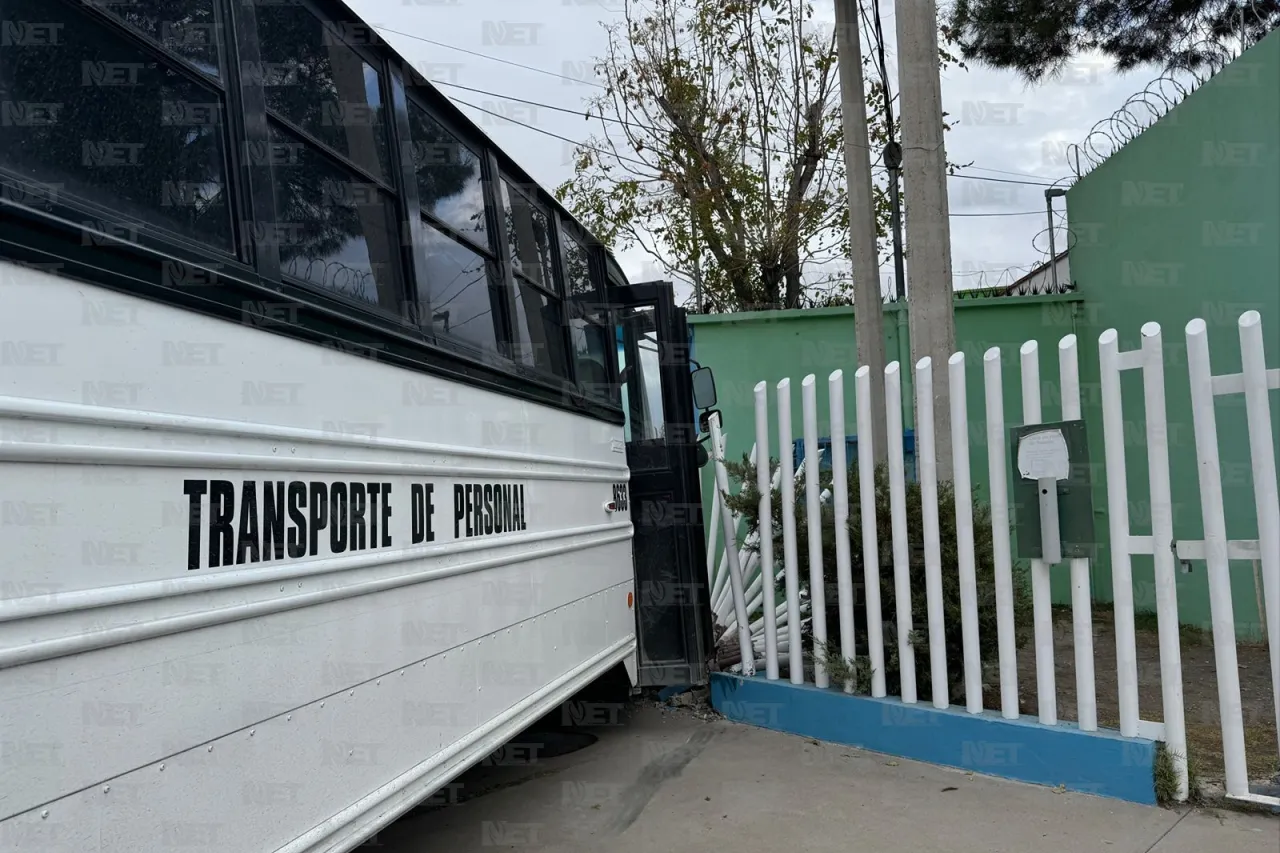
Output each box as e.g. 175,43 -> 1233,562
722,454 -> 1034,703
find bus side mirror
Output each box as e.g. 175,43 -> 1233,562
698,408 -> 721,434
691,366 -> 717,410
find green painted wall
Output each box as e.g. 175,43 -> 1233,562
1065,28 -> 1280,639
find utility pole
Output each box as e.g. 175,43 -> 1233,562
894,0 -> 957,478
833,0 -> 888,462
1045,188 -> 1067,292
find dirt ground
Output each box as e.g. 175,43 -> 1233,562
1015,606 -> 1279,785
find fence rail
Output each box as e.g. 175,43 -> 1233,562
707,310 -> 1279,807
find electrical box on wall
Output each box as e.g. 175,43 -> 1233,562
1010,419 -> 1098,562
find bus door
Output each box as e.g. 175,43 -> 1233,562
603,281 -> 715,687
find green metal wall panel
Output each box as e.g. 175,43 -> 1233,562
1066,29 -> 1280,640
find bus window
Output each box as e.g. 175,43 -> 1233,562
569,303 -> 612,399
637,331 -> 664,437
617,305 -> 665,442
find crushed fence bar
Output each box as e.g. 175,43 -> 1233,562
709,431 -> 746,615
711,439 -> 756,621
706,440 -> 722,590
709,412 -> 754,677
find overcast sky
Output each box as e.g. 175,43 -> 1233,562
349,0 -> 1170,303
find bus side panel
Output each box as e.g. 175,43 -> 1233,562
1,591 -> 634,851
0,263 -> 637,849
1,535 -> 634,817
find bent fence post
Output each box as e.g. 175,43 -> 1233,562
709,411 -> 754,678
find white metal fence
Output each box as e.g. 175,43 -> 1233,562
706,310 -> 1279,807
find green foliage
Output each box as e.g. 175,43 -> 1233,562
1153,743 -> 1202,806
722,454 -> 1033,702
947,0 -> 1277,83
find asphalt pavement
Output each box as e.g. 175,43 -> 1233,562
368,698 -> 1278,852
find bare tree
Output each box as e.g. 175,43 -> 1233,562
557,0 -> 963,312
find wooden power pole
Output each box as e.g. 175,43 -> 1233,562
833,0 -> 888,463
894,0 -> 957,478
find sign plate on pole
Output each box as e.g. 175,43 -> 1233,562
1010,419 -> 1096,561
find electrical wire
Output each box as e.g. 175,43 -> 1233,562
961,164 -> 1060,181
951,209 -> 1051,217
372,25 -> 606,89
452,95 -> 1066,212
376,25 -> 1070,190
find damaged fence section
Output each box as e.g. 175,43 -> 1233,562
706,310 -> 1279,808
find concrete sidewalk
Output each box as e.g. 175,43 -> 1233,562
371,704 -> 1278,852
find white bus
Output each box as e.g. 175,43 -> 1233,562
0,0 -> 717,848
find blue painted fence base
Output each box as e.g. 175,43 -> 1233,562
711,673 -> 1157,806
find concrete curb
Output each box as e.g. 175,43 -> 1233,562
711,672 -> 1158,805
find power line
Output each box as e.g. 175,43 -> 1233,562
441,78 -> 1050,188
448,96 -> 654,172
372,25 -> 606,89
453,97 -> 1066,220
948,172 -> 1058,188
439,78 -> 890,166
378,25 -> 1069,190
951,209 -> 1051,217
962,164 -> 1061,182
449,86 -> 1062,188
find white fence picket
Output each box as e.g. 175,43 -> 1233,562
984,348 -> 1020,720
754,381 -> 780,680
778,378 -> 804,684
802,376 -> 829,689
1238,311 -> 1280,755
1098,330 -> 1142,737
950,353 -> 983,714
1139,323 -> 1189,803
1185,318 -> 1248,797
1059,334 -> 1098,732
885,362 -> 917,704
855,366 -> 887,698
916,357 -> 949,709
1020,340 -> 1058,726
829,371 -> 857,692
